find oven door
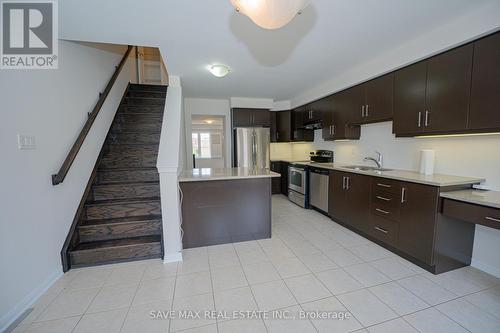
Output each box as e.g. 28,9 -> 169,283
288,166 -> 306,194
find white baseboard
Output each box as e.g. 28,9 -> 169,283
163,252 -> 183,263
471,259 -> 500,278
0,269 -> 62,333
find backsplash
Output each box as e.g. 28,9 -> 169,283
270,142 -> 313,161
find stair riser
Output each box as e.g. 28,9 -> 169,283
129,84 -> 167,92
78,220 -> 161,242
100,154 -> 157,169
95,170 -> 159,184
127,91 -> 166,99
70,242 -> 162,266
114,114 -> 163,124
86,201 -> 161,220
93,183 -> 160,201
108,133 -> 161,145
123,97 -> 165,106
111,122 -> 162,132
119,105 -> 164,114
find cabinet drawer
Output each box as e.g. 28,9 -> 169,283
371,178 -> 401,195
371,204 -> 399,221
370,215 -> 399,247
442,199 -> 500,230
372,188 -> 400,208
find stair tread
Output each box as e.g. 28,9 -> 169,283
86,196 -> 160,206
92,181 -> 159,188
71,235 -> 161,252
80,214 -> 162,226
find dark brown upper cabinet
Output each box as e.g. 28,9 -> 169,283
326,90 -> 361,140
276,110 -> 292,142
362,73 -> 394,123
394,44 -> 473,136
291,107 -> 314,142
270,111 -> 277,142
232,108 -> 271,128
425,44 -> 473,133
469,32 -> 500,131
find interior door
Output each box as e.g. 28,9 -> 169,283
425,44 -> 473,133
469,32 -> 500,131
393,61 -> 427,136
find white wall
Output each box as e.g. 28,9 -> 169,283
313,122 -> 500,277
184,98 -> 232,168
0,40 -> 137,331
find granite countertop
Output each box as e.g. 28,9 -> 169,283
440,189 -> 500,209
179,167 -> 281,182
271,159 -> 484,187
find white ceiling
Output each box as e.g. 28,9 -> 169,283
60,0 -> 500,102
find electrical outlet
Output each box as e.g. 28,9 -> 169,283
17,134 -> 36,150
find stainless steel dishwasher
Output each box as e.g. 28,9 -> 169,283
309,167 -> 329,213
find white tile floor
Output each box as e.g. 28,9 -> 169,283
10,195 -> 500,333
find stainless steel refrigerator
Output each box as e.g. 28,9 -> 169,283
234,127 -> 270,169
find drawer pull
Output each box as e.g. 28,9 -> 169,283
376,196 -> 391,202
377,183 -> 392,188
375,208 -> 390,214
374,226 -> 388,234
485,216 -> 500,223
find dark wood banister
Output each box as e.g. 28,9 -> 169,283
52,45 -> 134,185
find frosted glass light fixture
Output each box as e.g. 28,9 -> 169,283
230,0 -> 311,29
208,64 -> 231,78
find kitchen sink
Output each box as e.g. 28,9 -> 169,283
343,165 -> 393,172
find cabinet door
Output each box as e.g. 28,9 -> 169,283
345,173 -> 371,234
280,162 -> 289,195
328,171 -> 348,221
364,73 -> 394,122
321,111 -> 335,140
232,108 -> 253,127
252,109 -> 271,127
333,90 -> 361,140
393,62 -> 427,136
398,182 -> 439,265
270,112 -> 277,142
469,32 -> 500,131
345,85 -> 366,124
425,44 -> 473,133
276,111 -> 292,142
270,161 -> 281,194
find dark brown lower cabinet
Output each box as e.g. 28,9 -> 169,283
270,161 -> 282,194
398,182 -> 439,265
328,171 -> 370,234
280,162 -> 289,195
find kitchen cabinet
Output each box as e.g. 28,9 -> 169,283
303,103 -> 323,124
469,32 -> 500,131
398,182 -> 439,265
291,107 -> 314,142
362,73 -> 394,123
393,44 -> 473,136
232,108 -> 271,127
270,161 -> 281,194
276,111 -> 292,142
280,162 -> 289,195
270,112 -> 277,142
328,171 -> 370,234
324,90 -> 361,141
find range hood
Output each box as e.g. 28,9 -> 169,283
303,121 -> 322,130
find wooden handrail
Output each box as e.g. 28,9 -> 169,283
52,45 -> 134,185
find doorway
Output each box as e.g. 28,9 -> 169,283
191,115 -> 226,168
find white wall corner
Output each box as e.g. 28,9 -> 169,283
168,75 -> 181,87
230,97 -> 274,109
271,100 -> 291,111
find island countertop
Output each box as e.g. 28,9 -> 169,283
178,167 -> 281,182
440,189 -> 500,209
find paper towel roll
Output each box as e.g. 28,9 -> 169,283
419,150 -> 435,175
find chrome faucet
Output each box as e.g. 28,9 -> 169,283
363,151 -> 383,168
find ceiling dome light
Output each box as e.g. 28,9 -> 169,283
208,64 -> 231,78
230,0 -> 311,30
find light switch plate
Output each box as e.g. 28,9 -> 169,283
17,134 -> 36,150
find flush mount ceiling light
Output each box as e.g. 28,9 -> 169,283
230,0 -> 311,29
205,120 -> 214,124
208,64 -> 231,78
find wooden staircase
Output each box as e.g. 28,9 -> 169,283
65,84 -> 167,269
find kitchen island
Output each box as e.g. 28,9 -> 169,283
178,168 -> 280,248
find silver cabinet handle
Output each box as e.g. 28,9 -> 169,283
418,111 -> 422,128
365,104 -> 369,117
342,176 -> 346,190
376,196 -> 391,202
375,208 -> 390,214
332,125 -> 335,135
361,105 -> 365,117
425,110 -> 430,127
485,216 -> 500,223
374,226 -> 389,234
377,183 -> 391,188
330,125 -> 332,135
401,187 -> 406,203
346,177 -> 350,190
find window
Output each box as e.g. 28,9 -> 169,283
192,132 -> 212,158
